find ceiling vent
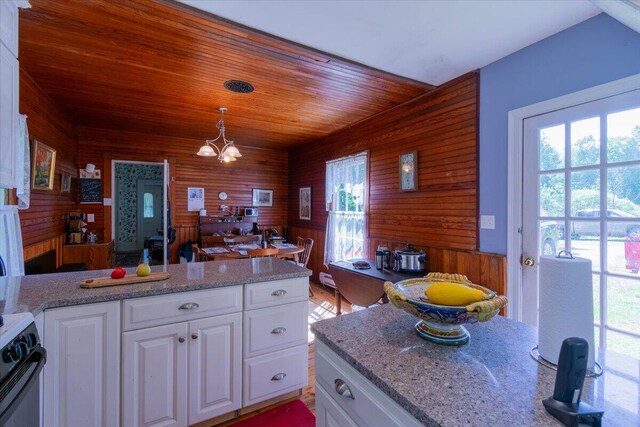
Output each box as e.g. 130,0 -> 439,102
224,80 -> 254,94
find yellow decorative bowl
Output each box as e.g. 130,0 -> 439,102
384,272 -> 508,346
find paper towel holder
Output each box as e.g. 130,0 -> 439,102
530,346 -> 602,377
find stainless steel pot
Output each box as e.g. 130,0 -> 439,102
393,245 -> 426,273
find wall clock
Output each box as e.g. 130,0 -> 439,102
218,191 -> 228,200
399,151 -> 418,191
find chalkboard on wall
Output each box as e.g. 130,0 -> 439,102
79,178 -> 102,204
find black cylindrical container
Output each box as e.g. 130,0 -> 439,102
383,248 -> 391,269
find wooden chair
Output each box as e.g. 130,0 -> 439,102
191,244 -> 210,262
246,248 -> 279,258
296,237 -> 315,295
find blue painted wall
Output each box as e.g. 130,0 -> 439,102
479,13 -> 640,254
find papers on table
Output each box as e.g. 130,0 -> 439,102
271,243 -> 297,249
203,247 -> 230,254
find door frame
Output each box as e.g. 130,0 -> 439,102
506,73 -> 640,322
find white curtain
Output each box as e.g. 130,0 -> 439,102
324,152 -> 367,266
591,0 -> 640,33
16,114 -> 30,209
0,206 -> 25,276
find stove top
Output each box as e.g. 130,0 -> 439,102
0,313 -> 34,349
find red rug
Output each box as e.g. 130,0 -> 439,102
227,399 -> 315,427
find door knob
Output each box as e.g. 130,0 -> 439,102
522,256 -> 535,267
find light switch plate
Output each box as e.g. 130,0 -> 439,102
87,214 -> 95,223
103,198 -> 113,206
480,215 -> 495,230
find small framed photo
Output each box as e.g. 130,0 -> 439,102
61,173 -> 71,193
31,140 -> 56,190
252,188 -> 273,207
299,187 -> 311,220
399,151 -> 418,192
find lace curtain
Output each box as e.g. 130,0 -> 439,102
0,206 -> 25,276
324,152 -> 367,266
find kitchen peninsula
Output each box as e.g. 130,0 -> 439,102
311,304 -> 640,427
1,258 -> 311,427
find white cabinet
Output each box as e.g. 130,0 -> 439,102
0,0 -> 29,189
0,43 -> 18,189
43,301 -> 121,427
122,322 -> 188,427
122,305 -> 242,426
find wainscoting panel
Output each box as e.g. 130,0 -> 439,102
23,234 -> 66,268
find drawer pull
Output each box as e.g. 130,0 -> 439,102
271,327 -> 287,335
178,336 -> 186,343
271,289 -> 287,297
179,302 -> 199,310
271,373 -> 287,381
334,379 -> 354,400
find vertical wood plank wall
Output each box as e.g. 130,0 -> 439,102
18,69 -> 79,248
77,127 -> 289,262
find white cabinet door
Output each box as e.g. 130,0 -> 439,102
188,313 -> 242,425
122,322 -> 188,427
43,302 -> 121,427
316,383 -> 358,427
0,43 -> 18,189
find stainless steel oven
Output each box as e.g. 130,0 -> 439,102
0,319 -> 46,427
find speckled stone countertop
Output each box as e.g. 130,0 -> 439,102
311,304 -> 640,427
0,258 -> 310,315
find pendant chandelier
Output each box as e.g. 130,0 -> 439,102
197,107 -> 242,162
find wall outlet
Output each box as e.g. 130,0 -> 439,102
480,215 -> 495,230
87,213 -> 95,223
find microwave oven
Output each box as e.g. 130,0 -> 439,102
244,207 -> 259,216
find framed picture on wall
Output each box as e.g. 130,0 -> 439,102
61,173 -> 71,193
31,140 -> 56,190
252,188 -> 273,207
399,151 -> 418,191
299,187 -> 311,220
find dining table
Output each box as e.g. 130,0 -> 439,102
202,244 -> 305,263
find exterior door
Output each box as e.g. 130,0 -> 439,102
138,181 -> 163,251
122,322 -> 188,427
521,89 -> 640,357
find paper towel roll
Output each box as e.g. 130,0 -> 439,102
538,255 -> 595,369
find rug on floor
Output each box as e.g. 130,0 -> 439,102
227,399 -> 315,427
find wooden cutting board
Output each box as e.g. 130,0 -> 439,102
80,272 -> 170,288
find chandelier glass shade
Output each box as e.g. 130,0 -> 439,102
197,107 -> 242,162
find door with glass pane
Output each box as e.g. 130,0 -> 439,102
522,89 -> 640,358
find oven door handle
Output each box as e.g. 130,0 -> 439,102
0,345 -> 47,426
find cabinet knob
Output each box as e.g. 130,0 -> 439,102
178,336 -> 186,343
191,334 -> 198,340
271,289 -> 287,297
271,373 -> 287,381
271,327 -> 286,335
179,302 -> 199,310
334,379 -> 354,400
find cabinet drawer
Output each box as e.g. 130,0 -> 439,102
244,278 -> 308,310
123,286 -> 242,331
243,344 -> 308,406
315,341 -> 423,427
244,301 -> 307,358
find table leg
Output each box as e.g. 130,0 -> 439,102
335,288 -> 342,316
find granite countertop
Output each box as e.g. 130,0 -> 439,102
311,304 -> 639,427
1,258 -> 310,315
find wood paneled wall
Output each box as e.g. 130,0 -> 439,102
18,69 -> 79,247
288,73 -> 479,251
78,127 -> 289,262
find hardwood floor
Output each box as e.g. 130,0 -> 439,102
213,281 -> 351,426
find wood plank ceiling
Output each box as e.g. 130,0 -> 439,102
19,0 -> 433,151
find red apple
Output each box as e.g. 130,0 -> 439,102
111,266 -> 126,279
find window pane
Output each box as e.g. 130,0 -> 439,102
607,165 -> 640,216
569,221 -> 600,271
606,330 -> 640,360
607,106 -> 640,164
610,222 -> 640,275
540,173 -> 564,217
571,170 -> 599,216
143,193 -> 153,218
539,220 -> 564,257
540,124 -> 565,171
607,276 -> 640,336
571,117 -> 600,167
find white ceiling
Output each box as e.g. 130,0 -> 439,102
178,0 -> 601,86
